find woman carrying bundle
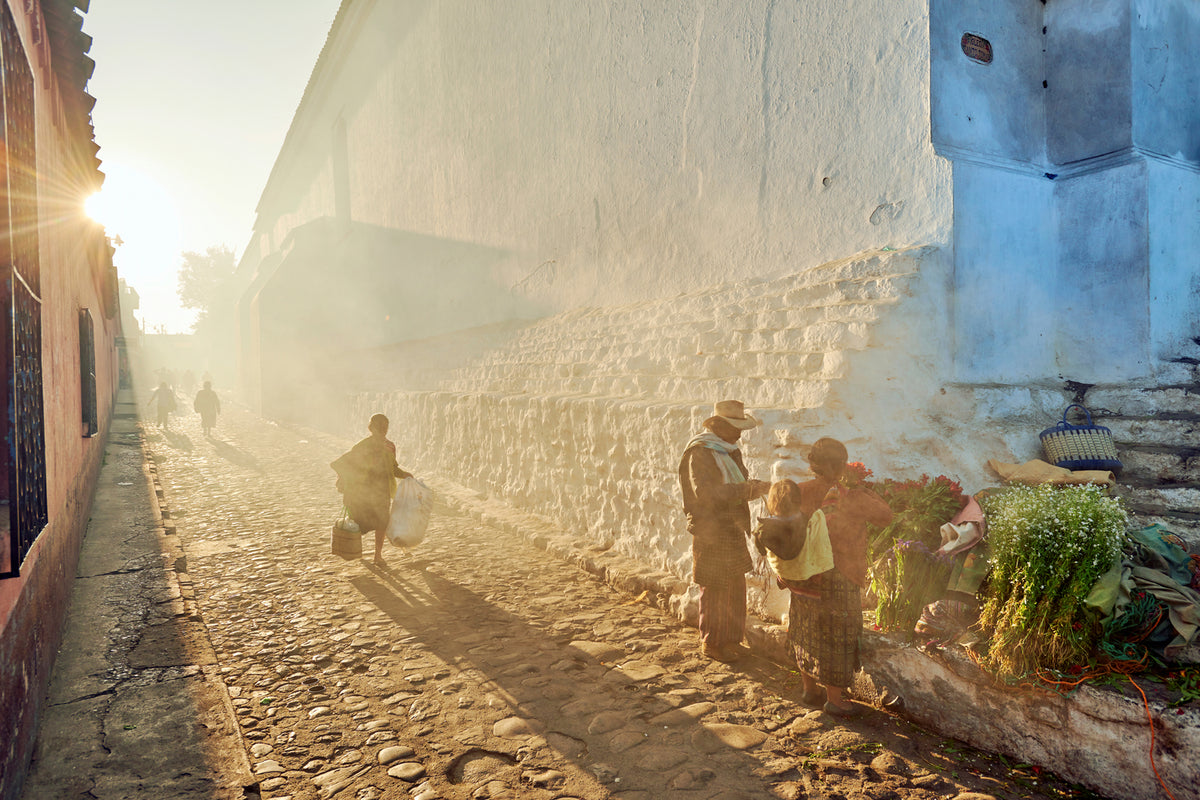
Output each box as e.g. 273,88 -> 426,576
331,413 -> 412,565
769,437 -> 892,716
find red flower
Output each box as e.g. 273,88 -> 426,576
846,462 -> 873,482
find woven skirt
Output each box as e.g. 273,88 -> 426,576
787,569 -> 862,689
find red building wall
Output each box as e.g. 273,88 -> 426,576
0,2 -> 119,797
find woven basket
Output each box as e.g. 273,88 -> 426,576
1039,404 -> 1122,474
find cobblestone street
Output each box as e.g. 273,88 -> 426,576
141,402 -> 1085,800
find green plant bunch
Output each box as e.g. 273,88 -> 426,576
867,474 -> 967,632
872,539 -> 956,632
977,484 -> 1127,679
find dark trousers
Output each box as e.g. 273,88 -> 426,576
698,576 -> 746,648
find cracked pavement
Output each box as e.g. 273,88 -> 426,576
19,397 -> 253,800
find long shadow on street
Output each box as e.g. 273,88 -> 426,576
347,555 -> 785,798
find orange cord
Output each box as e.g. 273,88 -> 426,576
964,645 -> 1180,798
1126,674 -> 1178,800
1031,654 -> 1150,694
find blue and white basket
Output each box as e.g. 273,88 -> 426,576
1039,404 -> 1122,474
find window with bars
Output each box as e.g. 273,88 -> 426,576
80,308 -> 97,437
0,0 -> 47,579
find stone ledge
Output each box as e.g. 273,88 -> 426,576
430,475 -> 1200,800
859,635 -> 1199,800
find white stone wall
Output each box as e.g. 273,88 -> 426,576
350,242 -> 1200,621
255,0 -> 1200,621
253,0 -> 950,323
348,246 -> 1089,620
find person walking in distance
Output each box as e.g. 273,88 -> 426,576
331,414 -> 412,566
193,381 -> 221,436
146,381 -> 176,429
678,400 -> 771,662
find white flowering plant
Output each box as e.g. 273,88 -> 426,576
977,484 -> 1127,679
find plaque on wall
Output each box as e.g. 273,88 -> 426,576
961,32 -> 993,64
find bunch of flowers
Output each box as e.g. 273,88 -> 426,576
977,484 -> 1127,679
866,473 -> 968,632
843,461 -> 874,486
870,474 -> 967,553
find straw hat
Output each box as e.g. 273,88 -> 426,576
705,400 -> 761,430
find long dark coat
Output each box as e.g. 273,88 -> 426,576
678,443 -> 754,588
193,388 -> 220,428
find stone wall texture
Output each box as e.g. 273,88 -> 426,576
861,634 -> 1200,800
350,242 -> 1199,624
350,246 -> 1092,622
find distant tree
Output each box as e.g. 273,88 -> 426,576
176,245 -> 240,386
177,244 -> 236,326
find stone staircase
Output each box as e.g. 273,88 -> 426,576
1087,340 -> 1200,549
437,247 -> 929,411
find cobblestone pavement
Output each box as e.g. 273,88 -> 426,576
142,403 -> 1095,800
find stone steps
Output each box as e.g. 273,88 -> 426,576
1088,345 -> 1200,546
436,249 -> 920,409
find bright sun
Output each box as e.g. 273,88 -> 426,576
84,163 -> 191,331
85,164 -> 181,249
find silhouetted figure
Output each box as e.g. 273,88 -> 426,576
193,381 -> 220,436
678,400 -> 771,663
146,382 -> 177,429
331,414 -> 412,565
181,369 -> 196,395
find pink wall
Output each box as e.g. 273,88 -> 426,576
0,3 -> 119,796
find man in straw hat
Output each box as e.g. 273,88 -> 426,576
679,400 -> 771,662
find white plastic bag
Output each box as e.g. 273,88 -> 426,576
386,477 -> 433,547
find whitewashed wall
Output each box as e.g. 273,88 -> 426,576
350,248 -> 1089,621
253,0 -> 951,321
253,3 -> 973,616
252,1 -> 1198,619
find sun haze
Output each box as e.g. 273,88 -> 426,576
83,0 -> 339,333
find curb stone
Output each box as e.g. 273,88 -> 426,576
18,391 -> 258,800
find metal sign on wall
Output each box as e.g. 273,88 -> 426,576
961,32 -> 993,64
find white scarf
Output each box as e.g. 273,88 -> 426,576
685,432 -> 746,485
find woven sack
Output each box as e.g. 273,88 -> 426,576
1039,404 -> 1122,474
752,513 -> 808,561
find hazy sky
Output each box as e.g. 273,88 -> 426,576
83,0 -> 340,333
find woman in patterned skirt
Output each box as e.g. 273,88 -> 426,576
772,438 -> 892,716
